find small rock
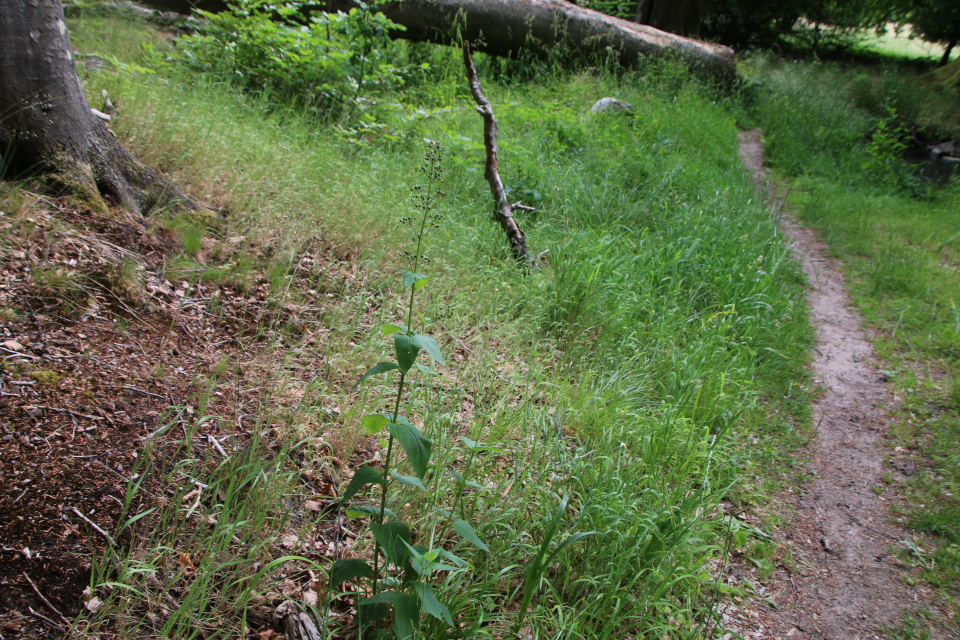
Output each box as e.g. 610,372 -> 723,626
820,537 -> 832,552
589,97 -> 633,114
896,462 -> 915,476
931,140 -> 956,157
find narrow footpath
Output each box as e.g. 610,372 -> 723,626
729,130 -> 949,639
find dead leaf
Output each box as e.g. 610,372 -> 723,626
280,578 -> 300,599
2,340 -> 24,351
304,500 -> 323,511
301,587 -> 318,607
85,596 -> 103,613
178,552 -> 196,577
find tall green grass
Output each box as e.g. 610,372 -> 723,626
60,10 -> 812,638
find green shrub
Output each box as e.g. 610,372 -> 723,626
171,0 -> 420,113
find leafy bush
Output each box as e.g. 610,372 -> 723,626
171,0 -> 422,114
862,108 -> 928,197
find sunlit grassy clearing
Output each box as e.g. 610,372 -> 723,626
858,23 -> 954,63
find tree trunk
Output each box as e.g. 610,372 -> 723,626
635,0 -> 653,25
941,39 -> 956,67
635,0 -> 705,38
0,0 -> 196,215
325,0 -> 735,82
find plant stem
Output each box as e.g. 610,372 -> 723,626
372,370 -> 406,595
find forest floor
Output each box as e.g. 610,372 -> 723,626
723,130 -> 956,639
0,200 -> 242,638
0,194 -> 374,639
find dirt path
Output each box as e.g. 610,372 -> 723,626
731,130 -> 947,639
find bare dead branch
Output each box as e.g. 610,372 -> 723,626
463,41 -> 529,265
208,434 -> 228,458
23,572 -> 70,626
68,507 -> 116,546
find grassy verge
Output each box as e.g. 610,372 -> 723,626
5,8 -> 814,638
745,52 -> 960,603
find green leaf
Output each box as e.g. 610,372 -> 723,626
412,363 -> 439,376
410,334 -> 444,365
338,465 -> 384,506
346,505 -> 397,519
330,558 -> 372,589
370,521 -> 412,566
388,421 -> 432,479
402,271 -> 428,290
120,507 -> 157,530
400,540 -> 427,576
460,437 -> 505,454
382,323 -> 407,336
358,589 -> 417,638
356,361 -> 399,387
357,600 -> 391,626
360,591 -> 402,605
543,530 -> 601,569
390,471 -> 427,491
415,582 -> 453,626
437,548 -> 469,567
453,518 -> 489,552
393,333 -> 420,374
362,413 -> 390,435
392,592 -> 419,640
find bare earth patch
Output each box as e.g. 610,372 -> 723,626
730,130 -> 951,638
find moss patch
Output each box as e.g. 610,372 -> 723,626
29,369 -> 64,386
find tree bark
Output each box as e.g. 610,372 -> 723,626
274,601 -> 322,640
941,38 -> 956,67
0,0 -> 196,215
635,0 -> 653,25
635,0 -> 705,38
324,0 -> 736,82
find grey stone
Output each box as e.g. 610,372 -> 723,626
589,97 -> 633,114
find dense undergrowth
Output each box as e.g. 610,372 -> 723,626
4,5 -> 821,639
743,52 -> 960,600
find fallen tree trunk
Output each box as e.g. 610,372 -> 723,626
325,0 -> 736,81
